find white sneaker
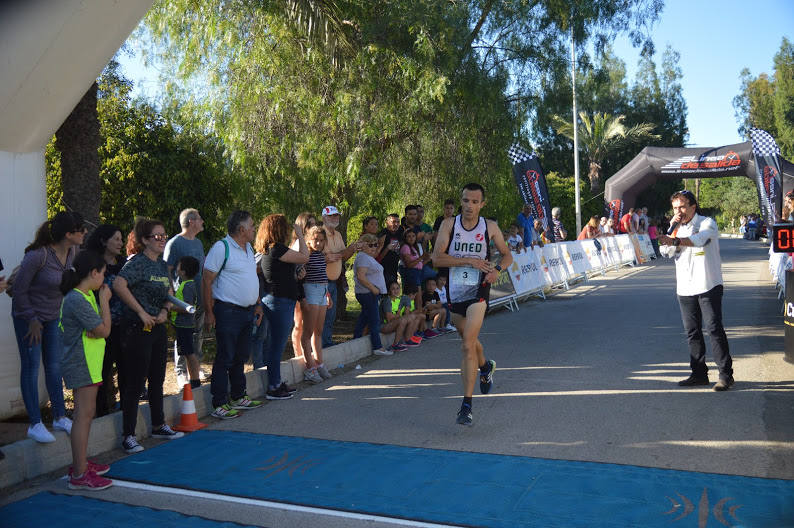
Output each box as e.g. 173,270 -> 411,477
199,369 -> 208,381
444,324 -> 457,332
317,364 -> 333,380
53,416 -> 73,435
27,422 -> 56,443
176,373 -> 188,388
304,367 -> 323,384
373,348 -> 393,356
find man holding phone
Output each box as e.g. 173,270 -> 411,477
377,213 -> 404,286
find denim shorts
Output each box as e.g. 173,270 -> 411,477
303,282 -> 329,306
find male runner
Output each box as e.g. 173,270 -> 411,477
432,183 -> 512,425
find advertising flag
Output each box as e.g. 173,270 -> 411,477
604,199 -> 623,232
508,144 -> 556,242
749,127 -> 782,227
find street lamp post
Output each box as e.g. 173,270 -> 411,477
571,27 -> 582,235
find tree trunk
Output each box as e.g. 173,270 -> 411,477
55,82 -> 101,228
588,160 -> 602,194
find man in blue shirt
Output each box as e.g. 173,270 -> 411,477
515,204 -> 534,247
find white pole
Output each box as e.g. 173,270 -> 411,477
571,27 -> 582,235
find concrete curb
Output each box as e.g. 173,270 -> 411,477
0,332 -> 394,489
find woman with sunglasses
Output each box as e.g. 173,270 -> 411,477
12,211 -> 85,443
353,233 -> 389,355
113,218 -> 183,454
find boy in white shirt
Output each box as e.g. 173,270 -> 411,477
434,275 -> 455,332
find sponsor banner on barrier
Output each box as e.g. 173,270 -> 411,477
540,244 -> 570,285
629,234 -> 647,264
616,235 -> 637,264
507,247 -> 548,295
635,234 -> 655,259
561,241 -> 589,275
600,236 -> 621,266
581,239 -> 607,270
489,267 -> 517,303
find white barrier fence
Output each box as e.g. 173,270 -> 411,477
489,234 -> 656,311
769,245 -> 792,300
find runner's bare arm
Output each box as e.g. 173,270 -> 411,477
431,217 -> 491,272
484,220 -> 512,284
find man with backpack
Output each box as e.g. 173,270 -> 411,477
202,211 -> 264,419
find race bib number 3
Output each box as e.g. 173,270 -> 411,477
452,266 -> 480,286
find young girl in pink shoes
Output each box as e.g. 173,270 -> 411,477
60,251 -> 113,490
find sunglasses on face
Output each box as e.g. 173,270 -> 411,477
147,233 -> 168,241
367,243 -> 379,248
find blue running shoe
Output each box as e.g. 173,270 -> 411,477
456,403 -> 473,426
479,359 -> 495,394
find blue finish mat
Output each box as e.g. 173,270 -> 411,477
107,430 -> 794,528
0,491 -> 258,528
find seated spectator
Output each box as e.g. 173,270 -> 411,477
577,216 -> 600,240
378,281 -> 416,353
353,233 -> 389,355
434,275 -> 455,332
403,282 -> 438,340
422,278 -> 448,333
506,223 -> 525,252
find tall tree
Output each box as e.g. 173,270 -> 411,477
733,37 -> 794,159
54,83 -> 101,227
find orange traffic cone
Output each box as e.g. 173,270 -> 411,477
173,383 -> 207,432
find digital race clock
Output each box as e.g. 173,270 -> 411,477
772,224 -> 794,252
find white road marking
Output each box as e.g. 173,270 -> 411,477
111,479 -> 458,528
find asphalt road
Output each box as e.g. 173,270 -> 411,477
3,237 -> 792,527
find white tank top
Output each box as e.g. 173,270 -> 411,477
446,215 -> 489,303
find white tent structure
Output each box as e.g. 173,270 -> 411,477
0,0 -> 154,418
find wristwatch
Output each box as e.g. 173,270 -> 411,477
494,265 -> 502,272
672,237 -> 681,247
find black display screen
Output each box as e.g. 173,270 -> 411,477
772,224 -> 794,253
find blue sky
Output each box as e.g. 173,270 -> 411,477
119,0 -> 793,149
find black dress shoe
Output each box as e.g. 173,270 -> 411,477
678,375 -> 710,386
713,376 -> 735,391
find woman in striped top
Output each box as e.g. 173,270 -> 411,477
301,226 -> 332,382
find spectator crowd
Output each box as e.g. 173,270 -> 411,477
2,195 -> 710,486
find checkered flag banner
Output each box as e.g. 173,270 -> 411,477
750,127 -> 781,157
507,143 -> 534,166
509,143 -> 557,242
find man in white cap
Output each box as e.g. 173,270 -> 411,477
321,205 -> 362,348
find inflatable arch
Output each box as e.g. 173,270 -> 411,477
604,140 -> 794,223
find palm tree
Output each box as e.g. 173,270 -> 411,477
552,112 -> 660,194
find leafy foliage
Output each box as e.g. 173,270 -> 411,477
136,0 -> 663,232
46,62 -> 238,245
533,45 -> 688,215
733,37 -> 794,159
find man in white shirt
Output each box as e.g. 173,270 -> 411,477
659,190 -> 734,391
203,210 -> 264,418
